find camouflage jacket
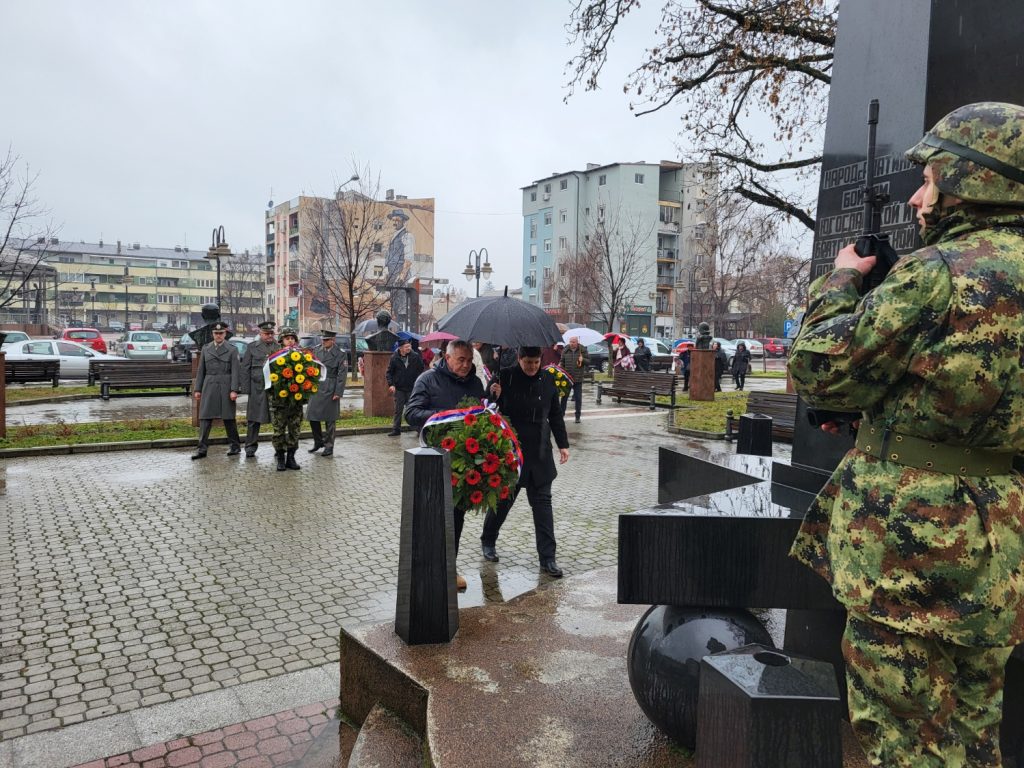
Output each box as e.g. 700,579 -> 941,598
788,206 -> 1024,646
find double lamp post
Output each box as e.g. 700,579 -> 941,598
462,248 -> 493,298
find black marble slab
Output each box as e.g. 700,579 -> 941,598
736,414 -> 772,457
395,447 -> 459,645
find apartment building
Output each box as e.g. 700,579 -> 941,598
1,238 -> 264,331
265,190 -> 435,333
520,161 -> 713,338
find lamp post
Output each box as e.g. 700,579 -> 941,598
90,280 -> 97,326
462,248 -> 493,298
122,266 -> 131,331
207,225 -> 231,310
71,287 -> 79,326
336,173 -> 359,196
688,265 -> 710,337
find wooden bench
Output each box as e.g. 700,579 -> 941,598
596,370 -> 678,410
91,360 -> 193,400
4,359 -> 60,387
726,391 -> 797,443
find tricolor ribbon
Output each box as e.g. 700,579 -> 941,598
262,347 -> 326,390
421,400 -> 524,478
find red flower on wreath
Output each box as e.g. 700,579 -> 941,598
289,383 -> 299,393
505,451 -> 516,467
465,437 -> 480,454
302,380 -> 313,390
488,474 -> 502,488
489,414 -> 502,427
486,431 -> 501,444
441,437 -> 457,451
482,453 -> 500,473
502,428 -> 513,438
499,485 -> 511,500
451,475 -> 459,487
465,470 -> 482,486
464,413 -> 478,426
282,368 -> 294,378
470,490 -> 484,505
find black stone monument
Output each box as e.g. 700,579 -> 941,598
365,309 -> 400,353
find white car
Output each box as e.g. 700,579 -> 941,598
2,331 -> 30,347
732,338 -> 764,358
3,339 -> 123,378
113,331 -> 169,360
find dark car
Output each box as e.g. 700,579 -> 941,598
586,343 -> 608,372
171,333 -> 249,361
299,334 -> 368,368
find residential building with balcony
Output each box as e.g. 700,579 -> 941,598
521,161 -> 713,338
265,190 -> 435,333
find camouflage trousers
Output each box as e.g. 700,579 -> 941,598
843,611 -> 1013,767
270,404 -> 302,451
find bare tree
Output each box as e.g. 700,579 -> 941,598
743,252 -> 809,336
220,248 -> 266,331
0,148 -> 59,322
303,168 -> 396,378
555,207 -> 655,333
566,0 -> 836,230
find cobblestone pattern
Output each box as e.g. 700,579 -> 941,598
0,407 -> 751,741
69,699 -> 336,768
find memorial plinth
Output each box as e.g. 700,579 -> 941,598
362,351 -> 394,417
688,349 -> 714,402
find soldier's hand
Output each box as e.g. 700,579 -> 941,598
835,243 -> 875,276
194,391 -> 201,400
490,382 -> 501,399
388,385 -> 396,394
332,394 -> 340,401
229,391 -> 237,401
559,448 -> 569,464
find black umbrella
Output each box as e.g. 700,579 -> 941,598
437,289 -> 562,347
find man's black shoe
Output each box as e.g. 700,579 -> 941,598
226,447 -> 241,456
574,417 -> 581,424
482,544 -> 499,562
191,451 -> 207,461
307,443 -> 323,454
540,560 -> 563,578
386,431 -> 401,437
244,450 -> 257,458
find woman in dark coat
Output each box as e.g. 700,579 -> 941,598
711,341 -> 727,392
730,342 -> 751,391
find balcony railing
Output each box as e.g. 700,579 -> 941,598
656,275 -> 675,286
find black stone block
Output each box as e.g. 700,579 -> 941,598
395,448 -> 459,645
736,414 -> 772,457
697,644 -> 842,768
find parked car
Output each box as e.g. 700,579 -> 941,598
114,331 -> 169,360
170,333 -> 196,361
228,337 -> 252,357
757,337 -> 788,357
732,338 -> 764,358
58,327 -> 107,354
586,343 -> 608,372
108,321 -> 125,333
3,339 -> 122,378
711,338 -> 739,367
634,337 -> 676,371
1,331 -> 30,347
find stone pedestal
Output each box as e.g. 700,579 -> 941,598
362,351 -> 395,418
736,414 -> 772,457
689,349 -> 714,402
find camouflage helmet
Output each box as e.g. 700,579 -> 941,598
278,325 -> 298,342
905,102 -> 1024,206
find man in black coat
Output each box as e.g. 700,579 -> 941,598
481,346 -> 570,577
633,338 -> 653,372
405,339 -> 485,591
385,338 -> 425,436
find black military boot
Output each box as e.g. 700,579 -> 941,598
275,450 -> 286,471
285,449 -> 300,470
307,423 -> 323,453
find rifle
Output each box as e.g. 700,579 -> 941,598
805,99 -> 899,430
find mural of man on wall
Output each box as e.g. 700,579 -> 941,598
386,209 -> 415,326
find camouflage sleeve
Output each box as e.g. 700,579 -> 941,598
788,253 -> 952,413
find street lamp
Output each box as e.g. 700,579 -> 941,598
688,265 -> 710,337
90,280 -> 97,326
206,225 -> 231,309
122,266 -> 131,331
337,173 -> 359,196
462,248 -> 493,298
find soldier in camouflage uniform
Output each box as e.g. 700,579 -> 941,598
788,102 -> 1024,767
239,320 -> 280,458
271,327 -> 304,471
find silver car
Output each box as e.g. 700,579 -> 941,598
3,339 -> 122,378
114,331 -> 169,360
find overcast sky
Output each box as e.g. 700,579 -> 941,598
4,1 -> 694,288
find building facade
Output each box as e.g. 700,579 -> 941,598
520,161 -> 713,338
264,191 -> 435,333
0,238 -> 264,332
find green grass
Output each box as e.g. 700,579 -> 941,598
671,391 -> 750,433
0,410 -> 393,449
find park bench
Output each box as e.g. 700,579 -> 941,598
3,359 -> 60,387
91,360 -> 193,400
725,391 -> 797,443
596,370 -> 678,410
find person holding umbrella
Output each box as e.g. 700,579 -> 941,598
559,336 -> 589,423
404,339 -> 486,591
481,346 -> 570,577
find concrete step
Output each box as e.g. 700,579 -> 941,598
283,715 -> 358,768
347,704 -> 423,768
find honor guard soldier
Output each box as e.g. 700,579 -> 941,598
306,330 -> 348,457
239,320 -> 280,458
192,321 -> 241,460
271,326 -> 304,471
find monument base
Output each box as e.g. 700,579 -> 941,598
362,350 -> 395,417
689,349 -> 714,401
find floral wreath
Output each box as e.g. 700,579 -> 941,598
262,348 -> 325,404
545,364 -> 574,399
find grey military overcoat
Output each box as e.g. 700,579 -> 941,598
240,338 -> 280,423
195,341 -> 240,420
305,343 -> 348,421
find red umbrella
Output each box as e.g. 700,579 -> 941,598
420,330 -> 459,345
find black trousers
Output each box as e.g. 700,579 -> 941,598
197,419 -> 240,453
732,371 -> 746,390
392,389 -> 410,433
480,478 -> 556,561
559,381 -> 583,420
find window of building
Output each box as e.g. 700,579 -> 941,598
543,211 -> 552,226
659,205 -> 678,224
558,236 -> 568,251
559,209 -> 567,223
597,205 -> 605,221
693,224 -> 707,240
584,207 -> 590,216
635,173 -> 645,184
530,244 -> 538,263
598,174 -> 607,186
543,267 -> 553,280
530,191 -> 537,202
544,183 -> 551,194
560,179 -> 568,190
529,219 -> 537,239
543,239 -> 552,253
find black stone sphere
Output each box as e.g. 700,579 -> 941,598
627,605 -> 772,749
